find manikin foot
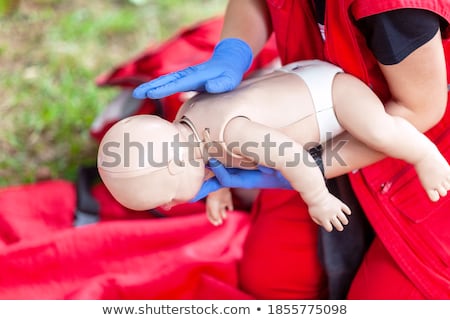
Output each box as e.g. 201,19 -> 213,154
415,148 -> 450,202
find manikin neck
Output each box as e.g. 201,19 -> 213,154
174,119 -> 204,162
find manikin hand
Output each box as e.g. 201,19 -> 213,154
132,38 -> 253,99
190,158 -> 293,202
192,160 -> 350,232
206,188 -> 234,226
308,192 -> 352,232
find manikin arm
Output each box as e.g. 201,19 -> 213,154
224,116 -> 350,232
323,31 -> 448,179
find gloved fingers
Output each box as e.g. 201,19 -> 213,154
145,72 -> 208,99
144,80 -> 200,99
132,65 -> 209,99
257,166 -> 293,189
132,72 -> 184,99
256,165 -> 277,175
189,177 -> 222,202
205,73 -> 238,93
208,159 -> 234,186
275,172 -> 293,189
208,159 -> 294,189
132,38 -> 252,100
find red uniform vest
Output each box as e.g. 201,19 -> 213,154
265,0 -> 450,298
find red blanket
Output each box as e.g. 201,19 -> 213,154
0,17 -> 277,300
0,180 -> 252,299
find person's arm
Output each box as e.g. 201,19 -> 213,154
381,30 -> 447,130
323,30 -> 448,179
220,0 -> 272,55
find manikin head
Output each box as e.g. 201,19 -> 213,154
97,115 -> 205,211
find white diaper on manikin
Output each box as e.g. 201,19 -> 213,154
279,60 -> 345,144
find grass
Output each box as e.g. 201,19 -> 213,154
0,0 -> 226,186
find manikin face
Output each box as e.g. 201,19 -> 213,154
97,115 -> 205,211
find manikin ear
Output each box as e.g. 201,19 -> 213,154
167,159 -> 185,175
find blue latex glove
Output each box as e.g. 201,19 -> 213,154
191,158 -> 292,202
132,38 -> 253,99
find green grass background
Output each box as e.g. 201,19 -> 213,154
0,0 -> 226,186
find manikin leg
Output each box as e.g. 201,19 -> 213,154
332,73 -> 450,201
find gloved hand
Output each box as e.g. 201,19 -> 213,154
132,38 -> 253,99
190,158 -> 292,202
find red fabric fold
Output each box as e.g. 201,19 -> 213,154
0,183 -> 251,299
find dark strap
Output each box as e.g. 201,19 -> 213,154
74,166 -> 101,226
320,176 -> 375,299
308,144 -> 325,177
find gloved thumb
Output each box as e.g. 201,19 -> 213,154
189,177 -> 222,202
205,74 -> 239,93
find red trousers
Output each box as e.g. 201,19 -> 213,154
348,238 -> 425,299
239,189 -> 425,299
239,189 -> 327,299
